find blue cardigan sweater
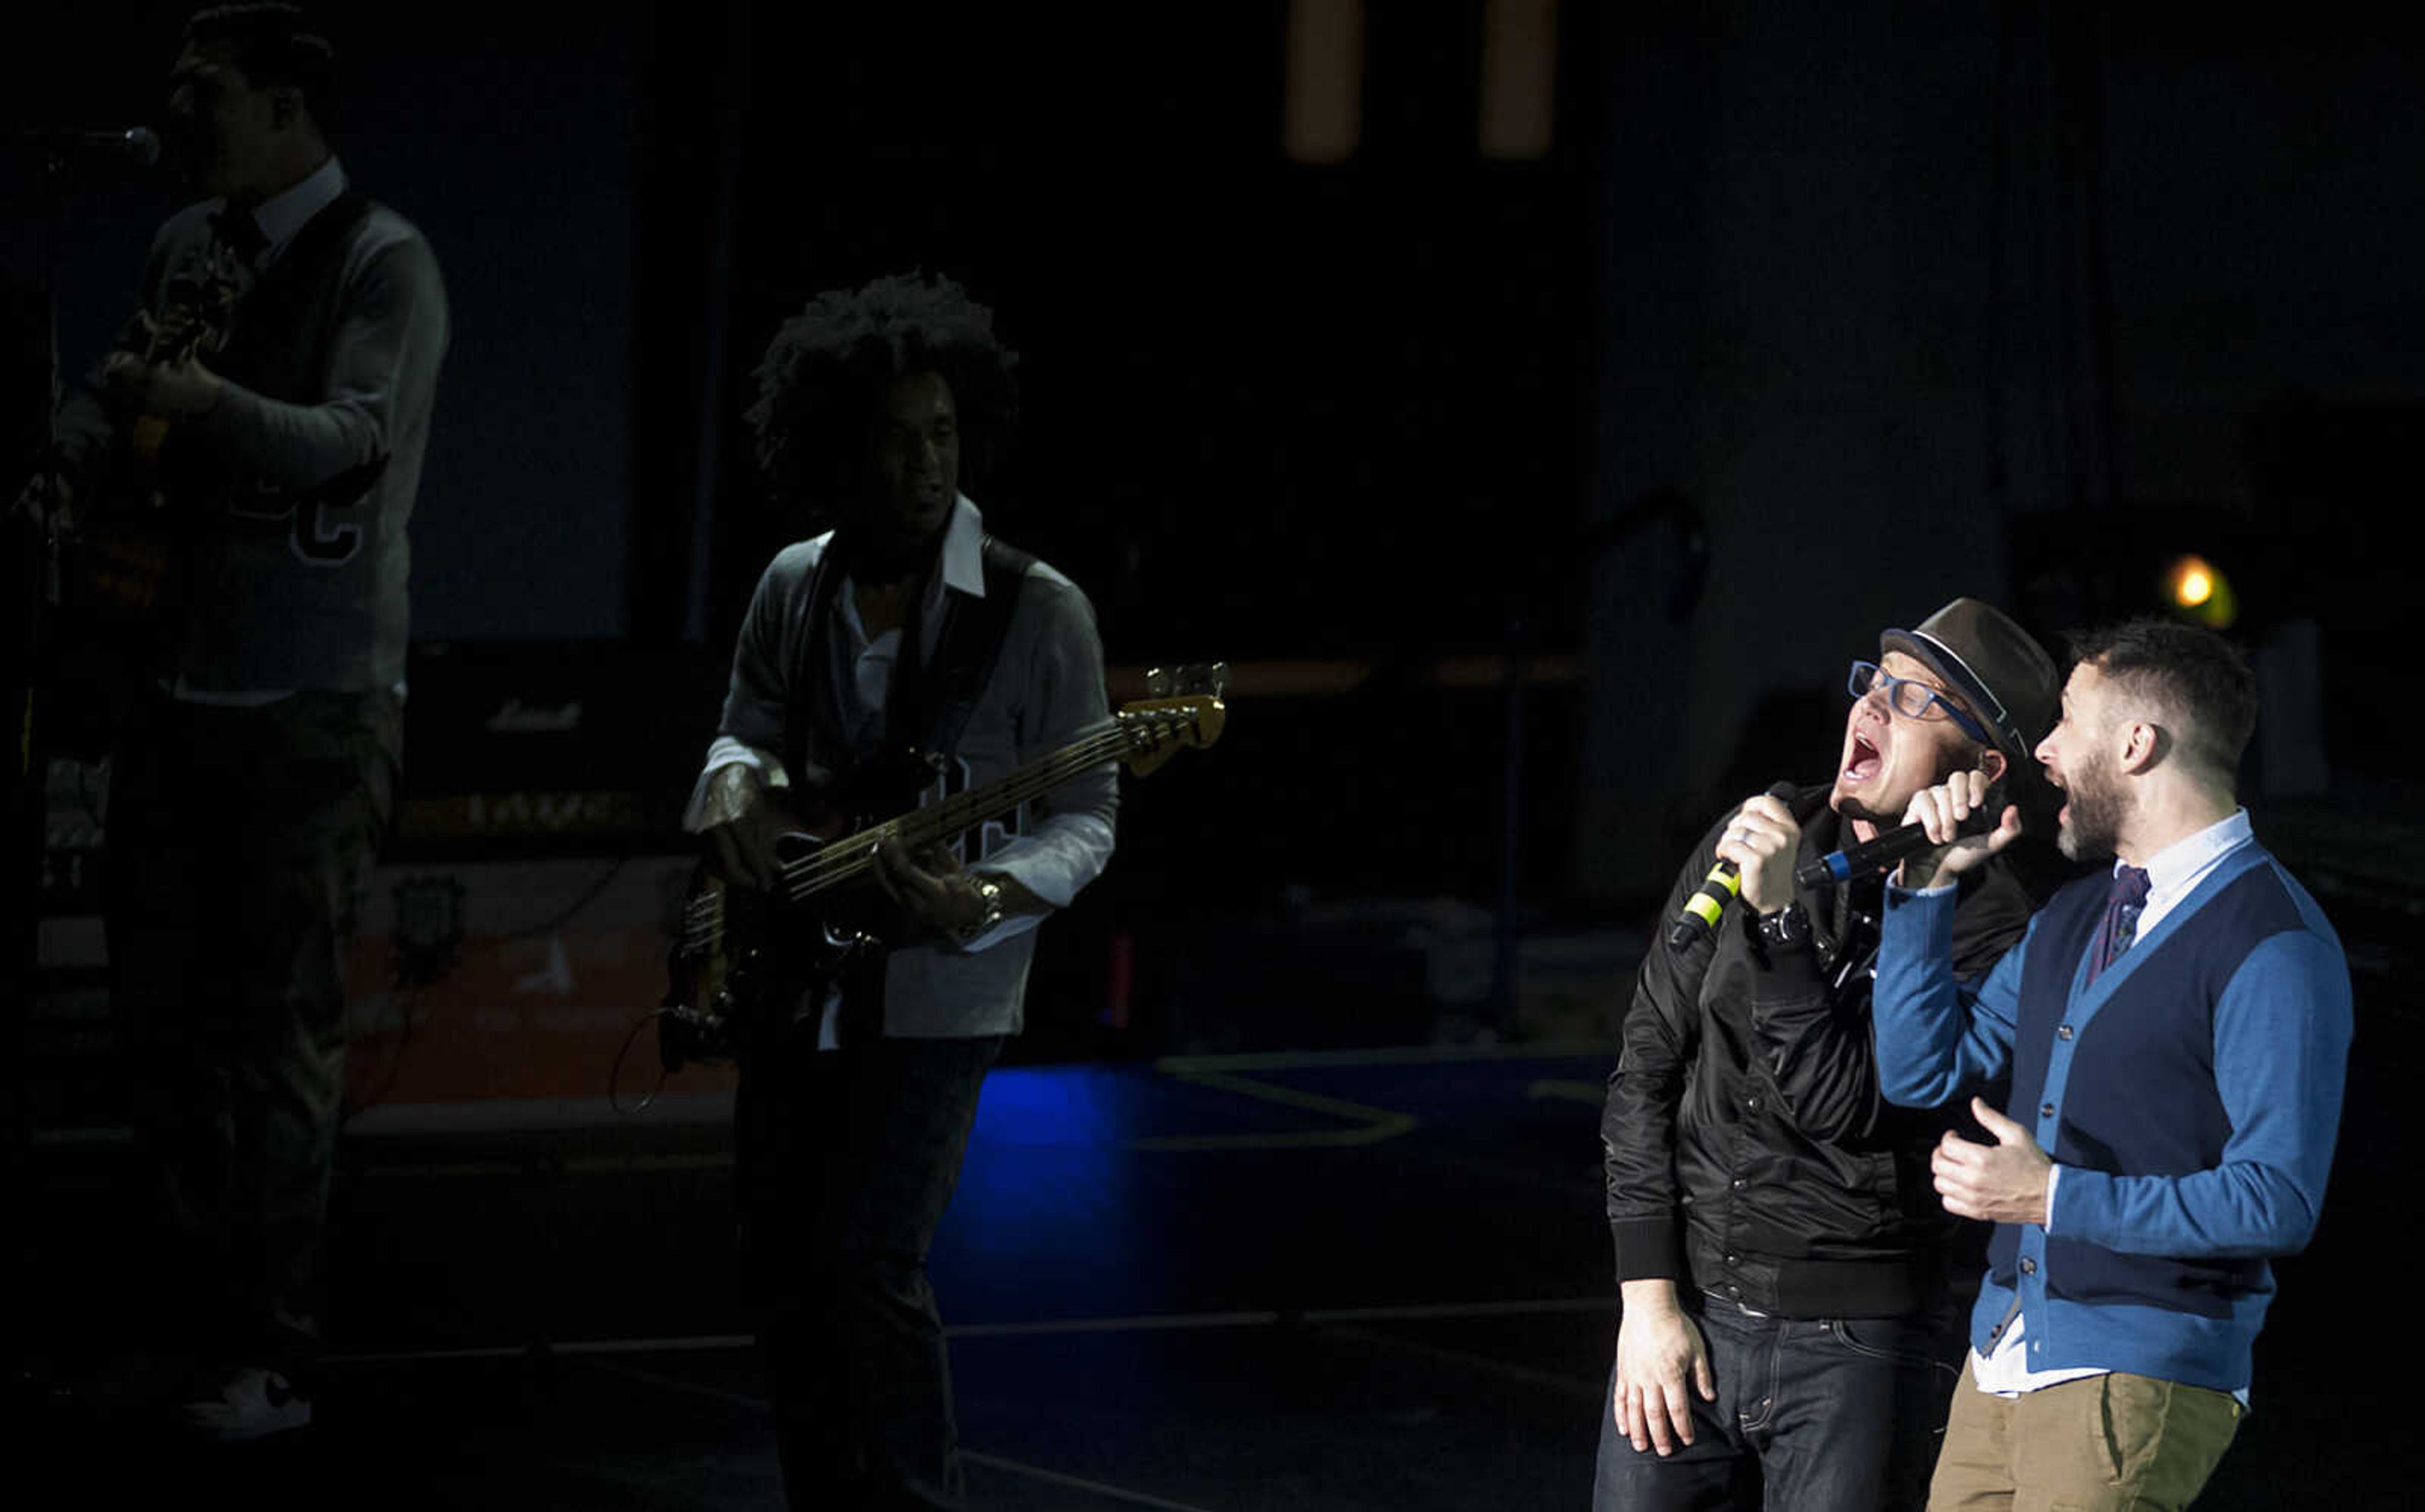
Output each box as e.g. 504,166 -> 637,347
1873,839 -> 2351,1393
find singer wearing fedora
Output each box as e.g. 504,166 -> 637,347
1871,620 -> 2352,1510
1595,598 -> 2064,1511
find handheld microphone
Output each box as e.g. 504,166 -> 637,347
11,126 -> 162,167
1795,795 -> 2002,890
1668,782 -> 1799,950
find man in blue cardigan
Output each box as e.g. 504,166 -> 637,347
1869,619 -> 2350,1509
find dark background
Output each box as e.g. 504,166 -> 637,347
8,0 -> 2421,1125
9,0 -> 2415,1080
14,3 -> 2419,927
6,3 -> 2421,1502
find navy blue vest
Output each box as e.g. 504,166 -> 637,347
1990,861 -> 2308,1318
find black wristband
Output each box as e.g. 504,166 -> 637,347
1756,902 -> 1814,952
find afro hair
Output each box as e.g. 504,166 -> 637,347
745,271 -> 1019,521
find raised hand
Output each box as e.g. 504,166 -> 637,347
1896,769 -> 2021,889
1715,790 -> 1803,916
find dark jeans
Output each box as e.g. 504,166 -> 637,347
736,1025 -> 1004,1512
1593,1295 -> 1962,1512
104,689 -> 398,1375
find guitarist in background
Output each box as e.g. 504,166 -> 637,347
1595,600 -> 2062,1512
28,3 -> 446,1439
691,271 -> 1116,1511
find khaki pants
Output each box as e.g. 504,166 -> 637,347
1929,1371 -> 2242,1511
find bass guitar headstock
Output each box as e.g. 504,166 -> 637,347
1117,662 -> 1228,777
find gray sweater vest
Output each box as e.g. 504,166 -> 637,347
156,192 -> 446,693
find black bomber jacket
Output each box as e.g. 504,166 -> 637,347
1600,782 -> 2038,1318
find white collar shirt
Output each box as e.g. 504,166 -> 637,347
219,154 -> 348,271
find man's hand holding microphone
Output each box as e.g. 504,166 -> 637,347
1893,770 -> 2022,891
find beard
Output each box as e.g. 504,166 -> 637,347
2056,750 -> 2126,861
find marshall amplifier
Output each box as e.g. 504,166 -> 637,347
392,640 -> 728,860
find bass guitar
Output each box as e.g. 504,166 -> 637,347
659,663 -> 1227,1068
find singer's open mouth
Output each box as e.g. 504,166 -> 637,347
1843,733 -> 1882,783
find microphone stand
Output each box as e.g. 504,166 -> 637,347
1,141 -> 69,1406
4,136 -> 144,1404
1490,586 -> 1528,1039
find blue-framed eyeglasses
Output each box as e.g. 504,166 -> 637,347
1847,660 -> 1991,747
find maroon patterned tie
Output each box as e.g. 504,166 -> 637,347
2085,866 -> 2152,985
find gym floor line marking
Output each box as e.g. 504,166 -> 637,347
1133,1066 -> 1417,1151
1526,1078 -> 1606,1105
270,1044 -> 1625,1154
959,1451 -> 1228,1512
580,1359 -> 1227,1512
961,1297 -> 1617,1337
357,1151 -> 738,1178
1134,1041 -> 1619,1151
1320,1323 -> 1607,1400
325,1044 -> 1625,1174
1153,1040 -> 1615,1075
320,1297 -> 1617,1365
949,1309 -> 1284,1338
361,1061 -> 1438,1169
330,1335 -> 758,1365
1302,1297 -> 1611,1324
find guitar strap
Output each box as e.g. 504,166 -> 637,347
778,532 -> 1035,790
781,539 -> 846,795
777,530 -> 1034,1045
889,533 -> 1036,763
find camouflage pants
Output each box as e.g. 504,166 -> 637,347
104,689 -> 398,1373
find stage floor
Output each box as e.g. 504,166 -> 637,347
20,1030 -> 2407,1509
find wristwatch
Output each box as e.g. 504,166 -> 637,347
952,876 -> 1005,948
1756,902 -> 1814,953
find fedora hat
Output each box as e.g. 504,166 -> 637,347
1881,598 -> 2061,765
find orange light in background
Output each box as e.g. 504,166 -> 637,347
2174,561 -> 2213,606
1480,0 -> 1559,160
1284,0 -> 1364,164
2165,554 -> 2237,629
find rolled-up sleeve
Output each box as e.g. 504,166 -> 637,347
683,542 -> 828,828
